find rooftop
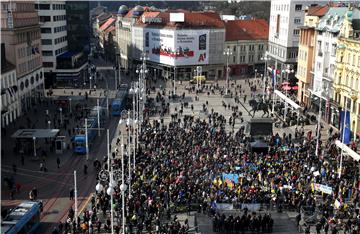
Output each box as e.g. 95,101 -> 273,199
134,11 -> 225,29
99,17 -> 115,31
317,7 -> 348,33
1,60 -> 16,74
224,19 -> 269,41
306,5 -> 329,17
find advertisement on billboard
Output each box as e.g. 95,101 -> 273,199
144,28 -> 209,66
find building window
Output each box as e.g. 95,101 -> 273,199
36,4 -> 50,10
41,39 -> 52,45
39,16 -> 51,22
41,28 -> 52,34
43,62 -> 53,67
293,29 -> 300,36
295,4 -> 302,11
42,50 -> 53,56
294,18 -> 301,24
276,14 -> 280,35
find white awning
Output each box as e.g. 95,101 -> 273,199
274,90 -> 301,110
335,140 -> 360,161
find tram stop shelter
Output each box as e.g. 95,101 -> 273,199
11,129 -> 60,157
272,89 -> 302,123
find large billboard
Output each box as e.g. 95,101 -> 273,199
144,28 -> 209,66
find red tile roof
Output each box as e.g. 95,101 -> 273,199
134,11 -> 224,29
306,5 -> 329,16
224,19 -> 269,41
99,17 -> 115,31
104,26 -> 115,34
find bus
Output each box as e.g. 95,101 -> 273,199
112,85 -> 128,116
1,201 -> 42,234
73,117 -> 98,154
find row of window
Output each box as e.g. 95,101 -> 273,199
35,4 -> 65,10
53,4 -> 65,10
16,31 -> 40,44
271,3 -> 304,12
17,57 -> 41,76
55,46 -> 67,56
53,15 -> 66,22
55,36 -> 67,45
227,44 -> 265,53
42,50 -> 53,56
54,25 -> 66,33
17,44 -> 40,59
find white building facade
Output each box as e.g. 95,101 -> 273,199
268,0 -> 328,81
37,1 -> 68,73
1,64 -> 20,127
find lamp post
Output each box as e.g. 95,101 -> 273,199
261,53 -> 270,100
89,76 -> 92,90
33,137 -> 37,158
69,98 -> 72,113
59,108 -> 63,125
260,74 -> 265,101
282,65 -> 294,122
196,66 -> 202,91
254,69 -> 257,79
48,120 -> 51,129
315,86 -> 326,157
120,135 -> 127,234
95,129 -> 116,234
339,93 -> 353,179
223,48 -> 232,95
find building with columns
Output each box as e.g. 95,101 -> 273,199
1,0 -> 44,113
1,43 -> 20,127
333,7 -> 360,139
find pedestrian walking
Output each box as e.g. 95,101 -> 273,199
32,187 -> 38,200
57,157 -> 61,169
84,164 -> 88,175
69,188 -> 74,200
12,164 -> 17,174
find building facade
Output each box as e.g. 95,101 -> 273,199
268,0 -> 327,82
1,44 -> 20,127
66,1 -> 90,53
224,19 -> 268,77
130,9 -> 225,81
296,5 -> 328,105
1,0 -> 44,113
37,1 -> 68,75
333,8 -> 360,139
310,7 -> 350,126
116,5 -> 141,73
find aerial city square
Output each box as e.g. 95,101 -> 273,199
1,0 -> 360,233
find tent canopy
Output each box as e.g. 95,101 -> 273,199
11,129 -> 60,139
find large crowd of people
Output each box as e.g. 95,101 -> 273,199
52,78 -> 360,234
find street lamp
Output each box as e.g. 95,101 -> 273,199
261,52 -> 270,99
33,137 -> 37,158
223,48 -> 232,95
69,98 -> 72,113
339,92 -> 354,178
89,76 -> 92,90
282,65 -> 295,122
260,74 -> 265,101
59,108 -> 63,125
254,69 -> 257,79
315,86 -> 327,157
47,120 -> 51,129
